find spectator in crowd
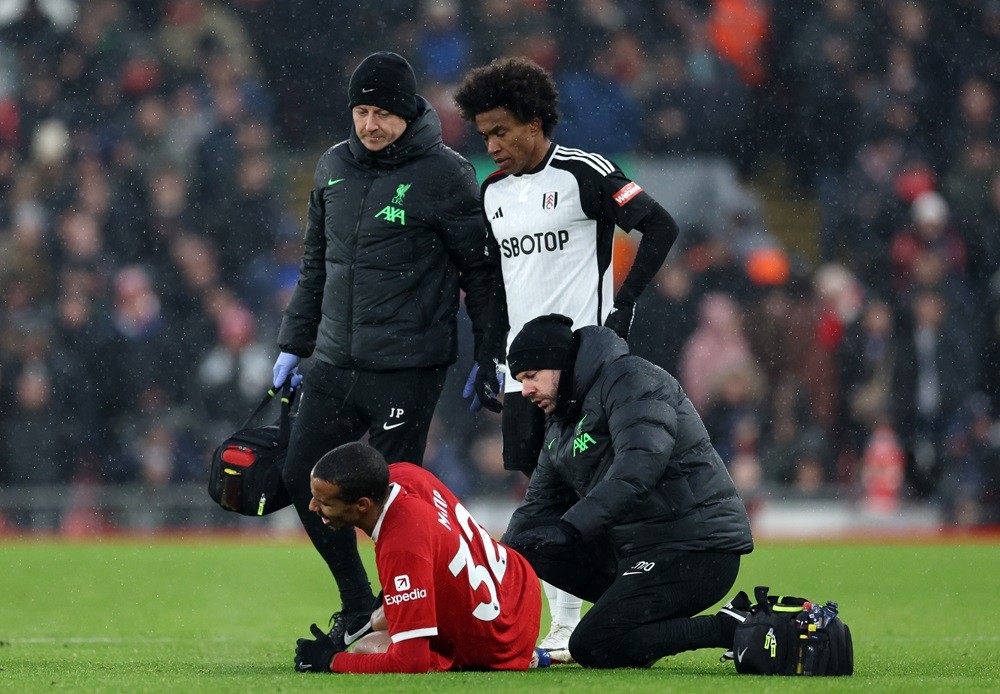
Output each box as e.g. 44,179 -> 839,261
2,314 -> 99,494
837,297 -> 898,459
700,361 -> 766,468
156,0 -> 258,77
682,225 -> 751,300
467,0 -> 555,67
192,300 -> 272,445
53,211 -> 111,282
678,292 -> 757,411
941,76 -> 998,174
214,147 -> 284,299
984,293 -> 1000,415
892,289 -> 979,496
2,359 -> 63,529
745,272 -> 841,432
51,269 -> 114,474
942,133 -> 995,253
639,46 -> 704,155
832,126 -> 919,294
707,0 -> 770,91
108,264 -> 185,409
859,411 -> 907,514
411,0 -> 469,85
879,0 -> 956,171
0,202 -> 52,308
140,163 -> 197,265
758,376 -> 833,491
0,0 -> 78,45
630,261 -> 699,375
963,170 -> 1000,302
889,190 -> 967,297
555,37 -> 642,154
939,393 -> 999,527
777,0 -> 876,194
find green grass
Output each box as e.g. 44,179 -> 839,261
1,536 -> 998,692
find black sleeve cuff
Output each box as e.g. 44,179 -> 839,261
558,520 -> 582,542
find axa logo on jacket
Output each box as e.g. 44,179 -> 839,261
573,432 -> 596,456
376,181 -> 412,225
572,413 -> 597,456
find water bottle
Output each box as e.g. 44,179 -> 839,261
819,601 -> 839,628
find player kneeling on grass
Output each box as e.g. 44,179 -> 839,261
502,314 -> 755,668
294,442 -> 543,673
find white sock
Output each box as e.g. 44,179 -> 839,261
543,580 -> 559,608
547,584 -> 582,628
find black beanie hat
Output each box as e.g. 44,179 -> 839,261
348,51 -> 419,120
508,314 -> 576,377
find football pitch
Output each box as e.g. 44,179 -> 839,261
2,535 -> 998,692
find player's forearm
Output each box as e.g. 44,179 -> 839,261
616,203 -> 678,306
331,639 -> 435,674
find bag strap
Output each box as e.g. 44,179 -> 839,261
239,381 -> 297,432
276,382 -> 294,448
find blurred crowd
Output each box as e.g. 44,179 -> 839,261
1,0 -> 998,531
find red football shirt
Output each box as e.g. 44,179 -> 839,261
332,463 -> 541,673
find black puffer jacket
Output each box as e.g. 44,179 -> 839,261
508,326 -> 754,556
278,100 -> 506,370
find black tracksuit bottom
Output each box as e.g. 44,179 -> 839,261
513,535 -> 741,668
282,359 -> 447,614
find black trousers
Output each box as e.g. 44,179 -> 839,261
501,390 -> 546,473
516,535 -> 740,668
282,360 -> 447,613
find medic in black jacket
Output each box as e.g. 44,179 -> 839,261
503,314 -> 754,669
271,52 -> 507,654
278,73 -> 505,372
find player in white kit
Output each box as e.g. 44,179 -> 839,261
454,57 -> 681,662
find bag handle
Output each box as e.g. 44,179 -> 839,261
754,585 -> 772,614
239,380 -> 297,437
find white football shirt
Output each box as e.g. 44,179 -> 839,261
482,144 -> 656,392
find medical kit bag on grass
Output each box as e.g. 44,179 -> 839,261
727,585 -> 853,676
208,383 -> 295,516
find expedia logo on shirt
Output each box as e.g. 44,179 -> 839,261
385,588 -> 429,605
500,230 -> 569,258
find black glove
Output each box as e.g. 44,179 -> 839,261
509,522 -> 579,551
604,303 -> 635,341
294,623 -> 339,673
466,358 -> 504,413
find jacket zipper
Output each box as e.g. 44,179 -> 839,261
346,177 -> 372,362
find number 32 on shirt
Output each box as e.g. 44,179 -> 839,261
448,502 -> 508,622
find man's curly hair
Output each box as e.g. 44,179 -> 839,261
454,57 -> 560,137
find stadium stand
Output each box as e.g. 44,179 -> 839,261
0,0 -> 998,532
